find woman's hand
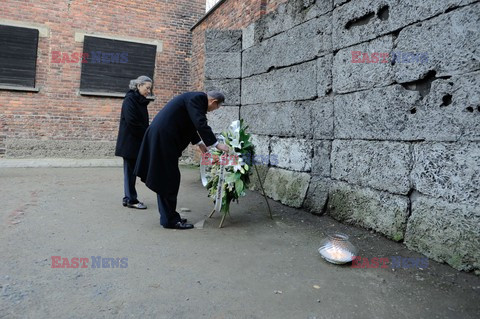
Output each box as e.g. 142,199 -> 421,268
215,143 -> 229,152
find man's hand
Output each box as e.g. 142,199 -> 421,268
216,143 -> 230,152
198,143 -> 208,154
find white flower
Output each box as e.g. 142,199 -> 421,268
228,120 -> 241,135
230,136 -> 242,149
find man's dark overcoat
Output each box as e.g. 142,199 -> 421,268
115,90 -> 150,159
134,92 -> 217,196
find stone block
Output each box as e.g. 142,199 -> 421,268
327,181 -> 409,241
263,167 -> 311,207
207,106 -> 239,134
5,139 -> 116,158
204,79 -> 240,106
334,0 -> 349,7
333,35 -> 394,94
250,134 -> 270,165
205,53 -> 241,80
331,140 -> 412,194
255,0 -> 333,41
317,54 -> 333,97
241,98 -> 332,138
248,165 -> 269,192
241,102 -> 311,137
334,77 -> 480,141
405,195 -> 480,272
205,30 -> 242,53
303,176 -> 331,215
312,97 -> 334,139
334,85 -> 421,140
394,4 -> 480,83
242,23 -> 256,50
242,15 -> 332,77
270,137 -> 312,172
411,142 -> 480,207
333,0 -> 478,50
312,140 -> 331,177
417,71 -> 480,141
241,60 -> 317,105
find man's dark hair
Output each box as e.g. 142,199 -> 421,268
207,90 -> 225,104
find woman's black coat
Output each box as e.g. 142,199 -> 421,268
115,90 -> 150,159
134,92 -> 217,196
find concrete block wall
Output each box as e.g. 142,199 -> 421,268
203,0 -> 480,272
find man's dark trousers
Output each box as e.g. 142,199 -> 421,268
157,193 -> 182,227
123,158 -> 138,204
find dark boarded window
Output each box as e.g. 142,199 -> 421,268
80,36 -> 156,94
0,25 -> 39,87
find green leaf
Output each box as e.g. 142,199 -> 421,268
235,179 -> 244,197
225,173 -> 237,184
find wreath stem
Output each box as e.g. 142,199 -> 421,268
255,164 -> 273,220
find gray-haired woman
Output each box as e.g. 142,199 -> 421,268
115,75 -> 152,209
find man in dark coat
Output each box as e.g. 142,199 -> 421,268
134,91 -> 229,229
115,76 -> 152,209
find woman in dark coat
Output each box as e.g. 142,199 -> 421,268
115,75 -> 152,209
134,91 -> 229,229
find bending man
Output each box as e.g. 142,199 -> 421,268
134,91 -> 229,229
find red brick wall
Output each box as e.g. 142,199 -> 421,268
190,0 -> 287,92
0,0 -> 205,156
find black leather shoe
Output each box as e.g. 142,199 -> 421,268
165,222 -> 194,230
180,218 -> 187,223
122,199 -> 127,207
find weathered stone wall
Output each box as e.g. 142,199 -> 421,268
203,0 -> 480,273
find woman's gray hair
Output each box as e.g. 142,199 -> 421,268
129,75 -> 152,90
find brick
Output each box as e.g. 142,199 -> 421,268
2,0 -> 207,157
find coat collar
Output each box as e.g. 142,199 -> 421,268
127,89 -> 150,106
